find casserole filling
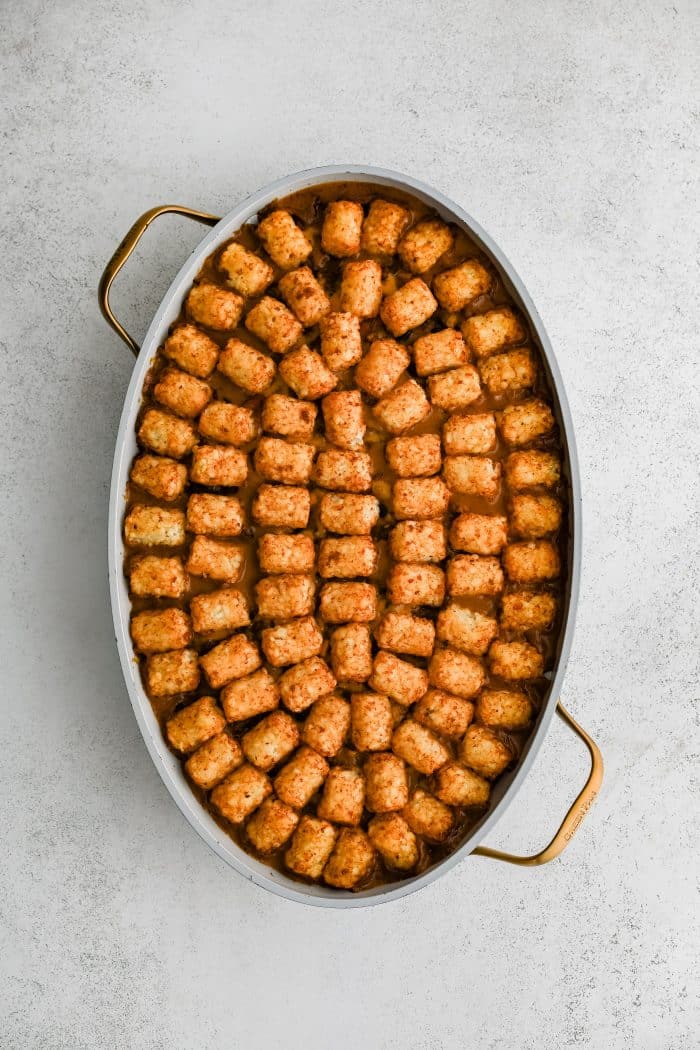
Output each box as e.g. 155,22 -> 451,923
124,183 -> 566,889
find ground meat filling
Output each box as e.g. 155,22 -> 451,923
124,183 -> 566,890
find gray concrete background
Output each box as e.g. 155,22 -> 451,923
1,1 -> 698,1046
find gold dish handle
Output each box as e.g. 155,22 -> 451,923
98,204 -> 221,357
472,702 -> 603,866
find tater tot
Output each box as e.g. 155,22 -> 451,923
375,610 -> 435,658
138,408 -> 197,459
255,573 -> 315,620
503,541 -> 560,582
392,719 -> 450,775
246,799 -> 300,854
129,454 -> 187,502
146,653 -> 196,708
510,493 -> 562,538
128,555 -> 187,598
318,536 -> 377,579
389,520 -> 447,563
130,608 -> 192,654
279,266 -> 331,326
275,747 -> 329,808
190,587 -> 250,635
280,345 -> 338,399
186,536 -> 244,582
321,200 -> 364,257
258,533 -> 316,575
462,307 -> 526,358
368,651 -> 428,706
314,450 -> 373,492
380,278 -> 438,336
200,633 -> 262,690
218,241 -> 274,298
447,555 -> 504,597
432,259 -> 491,312
185,732 -> 243,790
489,639 -> 544,680
320,582 -> 378,623
254,436 -> 315,485
368,813 -> 419,871
460,725 -> 513,779
302,694 -> 351,757
319,493 -> 380,535
443,455 -> 501,499
450,513 -> 508,555
399,219 -> 454,274
505,450 -> 560,490
221,668 -> 280,721
479,349 -> 536,395
354,338 -> 410,399
413,689 -> 474,739
144,655 -> 196,713
252,484 -> 311,528
393,477 -> 450,520
387,563 -> 445,606
285,816 -> 338,880
261,616 -> 324,667
198,402 -> 258,446
242,710 -> 300,771
323,827 -> 376,888
328,622 -> 372,682
339,259 -> 383,318
443,412 -> 497,455
500,590 -> 557,631
257,209 -> 312,270
165,695 -> 225,754
428,366 -> 482,412
386,433 -> 442,477
412,328 -> 469,377
210,765 -> 272,825
124,505 -> 185,548
498,399 -> 555,447
163,324 -> 219,378
435,762 -> 490,807
318,767 -> 366,825
245,296 -> 303,354
477,689 -> 533,730
428,647 -> 485,699
361,199 -> 411,256
402,789 -> 453,842
187,493 -> 245,536
217,338 -> 276,394
365,753 -> 409,812
351,693 -> 394,752
436,604 -> 497,656
154,369 -> 212,419
262,393 -> 317,440
322,390 -> 366,449
186,283 -> 244,331
278,656 -> 337,713
319,312 -> 363,372
374,379 -> 431,435
190,445 -> 248,487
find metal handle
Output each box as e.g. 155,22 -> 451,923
98,204 -> 221,357
472,702 -> 603,866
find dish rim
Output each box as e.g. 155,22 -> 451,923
108,164 -> 581,907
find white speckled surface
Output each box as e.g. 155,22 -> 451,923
1,1 -> 698,1046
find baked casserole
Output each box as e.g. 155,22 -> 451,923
123,183 -> 565,889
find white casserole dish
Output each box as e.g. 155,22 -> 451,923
100,165 -> 602,907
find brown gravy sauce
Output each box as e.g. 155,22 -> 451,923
124,181 -> 567,889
